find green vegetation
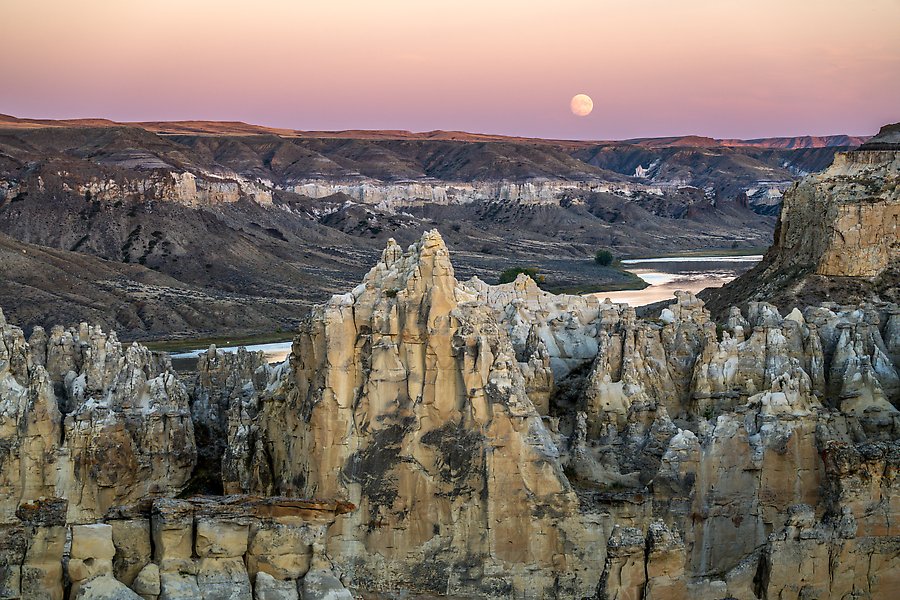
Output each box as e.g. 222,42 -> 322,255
499,267 -> 545,285
594,249 -> 614,266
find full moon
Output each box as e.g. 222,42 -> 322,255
570,94 -> 593,117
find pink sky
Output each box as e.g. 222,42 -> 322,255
2,0 -> 898,139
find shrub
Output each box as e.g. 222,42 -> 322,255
594,249 -> 614,266
499,267 -> 544,285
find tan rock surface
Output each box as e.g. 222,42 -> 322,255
704,147 -> 900,312
222,232 -> 590,597
0,313 -> 196,526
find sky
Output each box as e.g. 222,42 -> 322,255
2,0 -> 898,140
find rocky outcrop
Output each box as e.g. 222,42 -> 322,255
0,309 -> 356,600
141,496 -> 351,600
206,230 -> 896,598
0,312 -> 195,525
221,231 -> 596,597
704,144 -> 899,312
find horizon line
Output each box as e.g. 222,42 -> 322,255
0,112 -> 876,145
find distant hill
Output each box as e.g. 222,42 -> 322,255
0,114 -> 866,339
0,232 -> 306,337
0,113 -> 868,149
858,122 -> 900,150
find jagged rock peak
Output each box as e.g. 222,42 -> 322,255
352,229 -> 464,300
220,227 -> 588,597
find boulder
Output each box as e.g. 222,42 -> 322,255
298,570 -> 352,600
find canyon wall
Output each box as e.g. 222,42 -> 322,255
705,134 -> 899,312
771,150 -> 899,279
63,172 -> 670,211
11,166 -> 673,214
68,171 -> 274,208
291,178 -> 658,208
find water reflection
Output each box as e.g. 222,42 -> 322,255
593,255 -> 763,307
170,341 -> 293,371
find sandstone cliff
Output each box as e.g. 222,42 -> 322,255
704,136 -> 899,313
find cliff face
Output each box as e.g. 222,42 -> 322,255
292,178 -> 632,208
705,140 -> 899,313
73,171 -> 274,208
778,150 -> 899,278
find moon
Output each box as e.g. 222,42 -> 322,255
570,94 -> 593,117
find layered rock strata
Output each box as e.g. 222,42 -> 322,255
292,178 -> 634,208
705,132 -> 899,311
1,494 -> 350,600
73,171 -> 274,208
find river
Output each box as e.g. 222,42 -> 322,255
592,254 -> 763,307
170,341 -> 294,370
167,254 -> 763,368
